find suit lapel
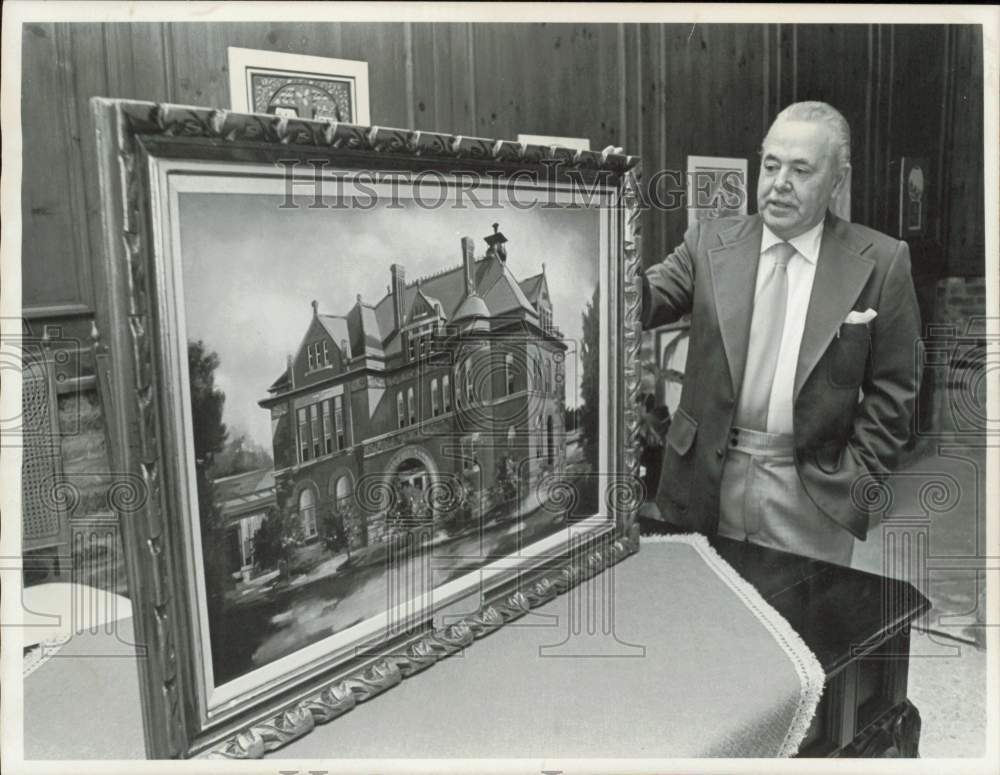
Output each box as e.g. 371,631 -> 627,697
794,214 -> 876,401
708,216 -> 763,398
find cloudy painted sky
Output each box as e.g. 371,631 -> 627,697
178,192 -> 601,450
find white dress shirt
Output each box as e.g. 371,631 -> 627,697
755,219 -> 824,435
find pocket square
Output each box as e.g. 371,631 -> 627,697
844,308 -> 877,325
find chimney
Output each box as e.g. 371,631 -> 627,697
390,264 -> 406,330
461,236 -> 476,294
484,223 -> 508,263
311,299 -> 319,316
287,353 -> 295,390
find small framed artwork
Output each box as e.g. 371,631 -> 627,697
891,156 -> 929,237
91,99 -> 641,759
227,47 -> 370,125
686,155 -> 748,226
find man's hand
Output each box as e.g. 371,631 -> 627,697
601,144 -> 625,158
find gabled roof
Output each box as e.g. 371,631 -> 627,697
519,272 -> 545,305
317,315 -> 350,350
372,254 -> 538,340
347,302 -> 385,356
407,289 -> 444,324
268,240 -> 548,397
268,369 -> 290,393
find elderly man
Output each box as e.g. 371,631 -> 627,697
641,101 -> 922,565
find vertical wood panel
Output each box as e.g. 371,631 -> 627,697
943,25 -> 985,277
657,24 -> 768,257
21,23 -> 89,314
792,25 -> 872,225
471,23 -> 623,146
409,23 -> 476,134
69,24 -> 110,301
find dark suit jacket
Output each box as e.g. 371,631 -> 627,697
642,212 -> 922,540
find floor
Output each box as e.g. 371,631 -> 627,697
850,443 -> 988,757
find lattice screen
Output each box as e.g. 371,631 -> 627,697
22,358 -> 68,548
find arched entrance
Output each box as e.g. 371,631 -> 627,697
384,445 -> 441,522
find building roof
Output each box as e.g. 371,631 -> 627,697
519,272 -> 545,304
211,468 -> 277,520
268,236 -> 550,395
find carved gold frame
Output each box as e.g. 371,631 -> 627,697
91,98 -> 643,759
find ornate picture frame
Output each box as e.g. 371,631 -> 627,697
91,99 -> 643,759
227,47 -> 371,125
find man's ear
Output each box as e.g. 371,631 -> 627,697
832,163 -> 851,196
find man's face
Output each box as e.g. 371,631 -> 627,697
757,118 -> 848,240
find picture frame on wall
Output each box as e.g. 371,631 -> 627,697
686,155 -> 748,226
90,98 -> 642,759
227,47 -> 371,124
890,156 -> 929,237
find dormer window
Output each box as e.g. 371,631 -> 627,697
307,341 -> 331,371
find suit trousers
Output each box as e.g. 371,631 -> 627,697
718,427 -> 855,566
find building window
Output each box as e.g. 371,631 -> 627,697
540,307 -> 553,335
321,401 -> 333,454
407,334 -> 416,362
431,378 -> 440,417
310,404 -> 322,458
335,475 -> 353,512
464,359 -> 474,404
298,407 -> 309,462
397,392 -> 406,428
306,342 -> 330,372
505,353 -> 515,396
407,386 -> 416,425
443,374 -> 451,412
547,415 -> 554,464
298,488 -> 318,540
507,425 -> 516,449
334,395 -> 345,450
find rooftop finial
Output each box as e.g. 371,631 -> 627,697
311,300 -> 319,316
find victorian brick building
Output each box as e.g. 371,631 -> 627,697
258,228 -> 567,548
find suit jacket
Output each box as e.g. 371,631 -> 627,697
642,211 -> 922,540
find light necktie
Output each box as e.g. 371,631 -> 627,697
735,241 -> 797,432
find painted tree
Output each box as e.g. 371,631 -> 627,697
188,341 -> 232,623
576,287 -> 601,517
579,286 -> 600,471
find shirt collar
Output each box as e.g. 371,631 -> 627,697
760,217 -> 825,264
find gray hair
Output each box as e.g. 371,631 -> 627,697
771,101 -> 851,170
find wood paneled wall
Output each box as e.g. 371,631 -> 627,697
20,22 -> 985,325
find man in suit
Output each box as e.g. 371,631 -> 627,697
641,101 -> 922,565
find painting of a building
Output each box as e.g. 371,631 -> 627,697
258,227 -> 568,548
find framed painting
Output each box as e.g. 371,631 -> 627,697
91,98 -> 642,758
227,47 -> 370,125
686,155 -> 748,226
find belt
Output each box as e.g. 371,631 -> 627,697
727,426 -> 795,456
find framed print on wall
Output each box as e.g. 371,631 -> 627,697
686,155 -> 748,226
227,47 -> 370,125
91,98 -> 642,759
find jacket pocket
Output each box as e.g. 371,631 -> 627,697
827,323 -> 870,389
665,407 -> 698,456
